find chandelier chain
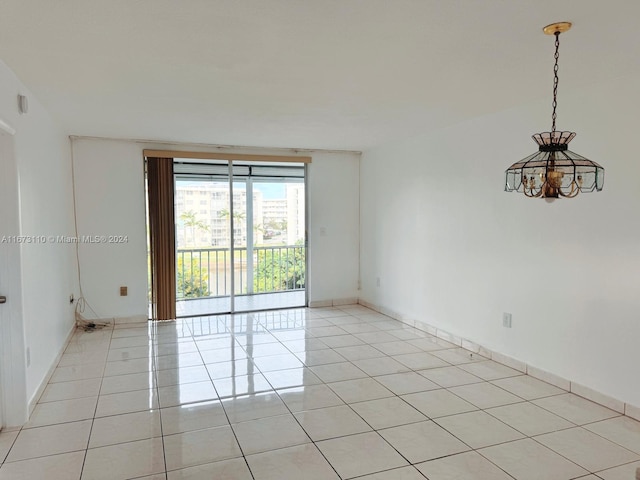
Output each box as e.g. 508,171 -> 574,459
551,32 -> 560,133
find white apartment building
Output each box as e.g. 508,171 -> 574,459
286,183 -> 305,244
175,184 -> 264,248
262,198 -> 287,232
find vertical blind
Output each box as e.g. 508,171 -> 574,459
147,157 -> 176,320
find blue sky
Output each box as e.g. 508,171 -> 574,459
177,179 -> 287,200
254,183 -> 285,199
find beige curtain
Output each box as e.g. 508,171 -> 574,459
147,157 -> 176,320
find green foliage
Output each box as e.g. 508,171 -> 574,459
176,254 -> 210,298
217,208 -> 246,221
254,245 -> 305,293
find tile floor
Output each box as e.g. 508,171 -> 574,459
175,291 -> 306,317
1,305 -> 640,479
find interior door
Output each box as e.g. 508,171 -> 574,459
0,125 -> 18,429
0,120 -> 30,427
0,180 -> 4,430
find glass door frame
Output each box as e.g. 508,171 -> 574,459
174,160 -> 307,316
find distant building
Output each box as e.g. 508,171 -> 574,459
263,199 -> 287,226
175,183 -> 264,248
286,183 -> 305,245
262,198 -> 287,241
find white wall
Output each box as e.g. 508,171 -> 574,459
0,60 -> 76,420
71,138 -> 360,317
307,151 -> 360,304
71,139 -> 148,319
360,72 -> 640,407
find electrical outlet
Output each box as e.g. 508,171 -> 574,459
503,312 -> 512,328
120,286 -> 128,296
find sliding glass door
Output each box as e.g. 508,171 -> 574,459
175,173 -> 232,315
173,161 -> 306,316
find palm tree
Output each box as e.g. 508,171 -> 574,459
218,208 -> 246,246
217,208 -> 246,221
180,210 -> 210,246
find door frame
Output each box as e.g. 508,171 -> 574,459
172,160 -> 308,316
0,117 -> 28,428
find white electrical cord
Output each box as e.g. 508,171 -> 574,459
69,138 -> 109,329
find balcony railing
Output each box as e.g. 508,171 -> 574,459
176,245 -> 305,300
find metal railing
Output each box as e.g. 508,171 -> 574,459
176,245 -> 305,300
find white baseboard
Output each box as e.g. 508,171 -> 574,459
570,382 -> 625,414
309,298 -> 358,308
490,351 -> 527,373
309,300 -> 332,308
626,403 -> 640,422
526,365 -> 571,391
28,322 -> 76,416
114,314 -> 148,325
358,298 -> 640,421
331,297 -> 358,306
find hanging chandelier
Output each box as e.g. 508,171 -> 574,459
505,22 -> 604,200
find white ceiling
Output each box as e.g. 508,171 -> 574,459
1,0 -> 639,151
